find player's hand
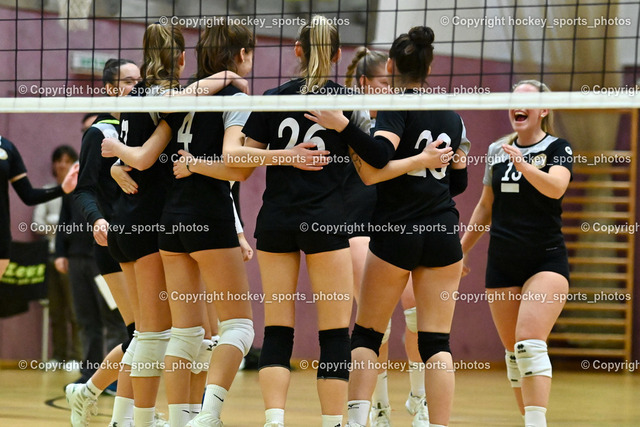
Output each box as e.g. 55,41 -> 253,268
238,233 -> 254,262
54,257 -> 68,274
111,164 -> 138,194
174,150 -> 195,179
102,137 -> 123,158
290,142 -> 330,171
502,144 -> 527,172
61,162 -> 79,194
419,140 -> 453,169
305,110 -> 349,132
461,253 -> 471,277
93,218 -> 109,246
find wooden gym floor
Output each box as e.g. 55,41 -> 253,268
0,365 -> 637,426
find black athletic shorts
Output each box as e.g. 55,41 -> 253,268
256,229 -> 349,255
486,240 -> 570,288
0,238 -> 10,259
107,224 -> 159,263
158,212 -> 239,253
94,243 -> 122,275
369,208 -> 463,271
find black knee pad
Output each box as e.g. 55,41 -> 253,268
121,323 -> 136,353
258,326 -> 294,370
351,323 -> 384,357
418,331 -> 451,363
318,328 -> 350,381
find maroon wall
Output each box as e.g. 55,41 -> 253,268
1,6 -> 515,363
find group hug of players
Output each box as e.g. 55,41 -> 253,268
0,14 -> 572,427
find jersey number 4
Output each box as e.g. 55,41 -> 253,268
278,117 -> 326,150
408,130 -> 451,180
177,112 -> 195,152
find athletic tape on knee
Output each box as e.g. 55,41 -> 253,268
259,326 -> 294,370
505,349 -> 521,387
515,339 -> 552,378
318,328 -> 350,381
418,331 -> 451,363
351,323 -> 384,356
381,319 -> 392,344
218,318 -> 254,356
165,326 -> 205,362
404,307 -> 418,333
121,331 -> 138,366
130,329 -> 171,377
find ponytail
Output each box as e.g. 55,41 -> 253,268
298,15 -> 340,90
345,47 -> 388,88
140,23 -> 185,90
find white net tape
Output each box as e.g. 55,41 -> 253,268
1,92 -> 638,114
57,0 -> 93,31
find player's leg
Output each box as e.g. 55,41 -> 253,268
161,250 -> 205,427
188,247 -> 253,425
400,279 -> 429,426
306,247 -> 353,426
189,298 -> 217,420
348,251 -> 410,427
515,272 -> 567,427
487,287 -> 524,415
254,249 -> 300,427
410,260 -> 462,427
130,252 -> 172,425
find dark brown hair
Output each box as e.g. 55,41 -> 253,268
140,23 -> 185,90
389,26 -> 434,85
196,23 -> 255,80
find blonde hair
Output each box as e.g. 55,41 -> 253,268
140,23 -> 185,90
298,15 -> 340,90
345,47 -> 388,88
506,79 -> 555,144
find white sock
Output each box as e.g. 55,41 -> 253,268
190,403 -> 202,419
524,406 -> 547,427
202,384 -> 227,419
347,400 -> 370,426
322,414 -> 343,427
265,408 -> 285,425
169,403 -> 191,427
409,361 -> 426,397
430,424 -> 447,427
372,371 -> 389,408
133,406 -> 156,427
110,396 -> 134,426
83,379 -> 102,399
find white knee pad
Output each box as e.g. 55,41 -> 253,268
505,349 -> 521,387
165,326 -> 205,361
381,319 -> 392,344
121,331 -> 139,366
218,318 -> 254,356
404,307 -> 417,333
515,339 -> 552,378
130,329 -> 171,377
191,337 -> 217,374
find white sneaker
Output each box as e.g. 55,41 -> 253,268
186,411 -> 224,427
154,411 -> 170,427
264,423 -> 284,427
65,383 -> 98,427
369,402 -> 392,426
405,393 -> 429,426
344,422 -> 366,427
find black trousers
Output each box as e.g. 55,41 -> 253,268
68,257 -> 128,379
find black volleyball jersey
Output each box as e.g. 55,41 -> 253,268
163,86 -> 249,220
113,82 -> 172,226
483,134 -> 573,249
242,78 -> 370,233
0,136 -> 27,239
372,109 -> 470,224
74,114 -> 121,226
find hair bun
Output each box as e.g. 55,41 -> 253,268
409,26 -> 434,47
